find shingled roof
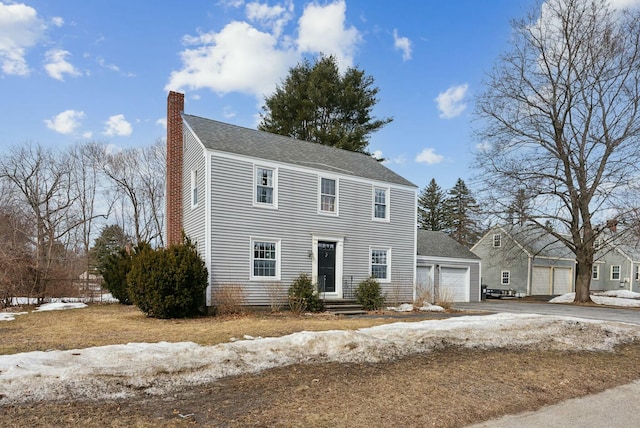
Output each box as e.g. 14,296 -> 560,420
417,230 -> 480,260
183,114 -> 416,187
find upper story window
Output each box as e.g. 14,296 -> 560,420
373,187 -> 389,221
370,248 -> 390,282
190,169 -> 198,208
635,265 -> 639,281
592,265 -> 600,280
255,166 -> 277,208
251,239 -> 280,280
611,265 -> 621,281
319,177 -> 337,214
501,271 -> 510,285
594,237 -> 603,251
493,234 -> 501,247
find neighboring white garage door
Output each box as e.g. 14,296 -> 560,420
552,267 -> 573,295
440,267 -> 469,302
416,266 -> 433,298
531,266 -> 573,295
532,267 -> 551,295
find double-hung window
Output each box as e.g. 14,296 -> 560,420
251,239 -> 280,280
493,234 -> 501,247
501,271 -> 510,285
611,265 -> 621,281
190,170 -> 198,208
319,177 -> 337,214
373,187 -> 389,221
370,248 -> 390,282
255,166 -> 276,207
592,265 -> 600,280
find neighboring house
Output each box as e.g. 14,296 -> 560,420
165,92 -> 418,307
591,235 -> 640,293
472,225 -> 575,296
416,230 -> 481,302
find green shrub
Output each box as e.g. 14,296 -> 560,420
355,277 -> 385,310
127,237 -> 208,319
288,273 -> 323,313
100,248 -> 133,305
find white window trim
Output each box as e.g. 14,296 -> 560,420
253,164 -> 278,209
611,265 -> 621,281
372,186 -> 390,222
369,246 -> 391,283
318,176 -> 339,216
592,265 -> 600,281
190,169 -> 198,209
493,234 -> 501,247
501,270 -> 510,285
250,237 -> 281,281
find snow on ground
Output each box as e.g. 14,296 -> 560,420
1,313 -> 640,405
10,294 -> 119,306
550,293 -> 640,307
34,302 -> 88,312
387,303 -> 445,312
0,312 -> 27,322
596,290 -> 640,299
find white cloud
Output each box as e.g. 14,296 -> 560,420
296,0 -> 361,70
246,0 -> 293,37
223,106 -> 237,119
156,118 -> 167,129
51,16 -> 64,27
44,49 -> 81,81
103,114 -> 132,137
44,109 -> 85,134
0,2 -> 45,76
97,56 -> 119,72
218,0 -> 245,8
371,150 -> 383,160
476,142 -> 491,152
165,21 -> 297,97
435,83 -> 469,119
82,131 -> 93,139
415,148 -> 444,165
393,29 -> 411,61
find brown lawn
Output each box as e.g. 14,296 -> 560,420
2,304 -> 640,427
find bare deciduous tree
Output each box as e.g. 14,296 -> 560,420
102,141 -> 165,246
0,144 -> 82,301
475,0 -> 640,302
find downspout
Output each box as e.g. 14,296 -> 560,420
527,255 -> 532,296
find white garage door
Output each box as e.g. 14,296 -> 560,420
553,267 -> 573,295
416,266 -> 433,299
440,267 -> 469,302
532,266 -> 551,295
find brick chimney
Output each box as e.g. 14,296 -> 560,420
166,91 -> 184,246
606,219 -> 618,233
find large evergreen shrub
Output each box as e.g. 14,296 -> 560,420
288,273 -> 323,313
127,237 -> 207,318
100,248 -> 133,305
355,277 -> 385,310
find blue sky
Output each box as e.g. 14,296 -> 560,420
0,0 -> 542,191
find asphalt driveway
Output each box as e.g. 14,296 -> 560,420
454,300 -> 640,325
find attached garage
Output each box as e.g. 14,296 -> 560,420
440,267 -> 470,302
417,230 -> 481,302
531,266 -> 573,295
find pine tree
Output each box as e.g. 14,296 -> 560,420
445,178 -> 480,247
417,178 -> 449,231
258,55 -> 392,154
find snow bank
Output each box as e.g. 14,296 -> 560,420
386,303 -> 445,312
550,293 -> 640,307
34,302 -> 88,312
0,312 -> 27,322
1,313 -> 639,404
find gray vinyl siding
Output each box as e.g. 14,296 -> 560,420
207,153 -> 416,306
594,251 -> 633,292
473,232 -> 530,295
182,130 -> 206,256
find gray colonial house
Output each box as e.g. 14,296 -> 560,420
472,225 -> 575,296
416,230 -> 481,302
591,234 -> 640,293
166,91 -> 418,307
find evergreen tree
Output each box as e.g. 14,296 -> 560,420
417,178 -> 449,231
90,224 -> 130,273
445,178 -> 480,247
258,54 -> 392,154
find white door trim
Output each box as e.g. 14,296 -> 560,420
312,235 -> 344,299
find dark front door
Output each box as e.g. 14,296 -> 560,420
317,241 -> 336,293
